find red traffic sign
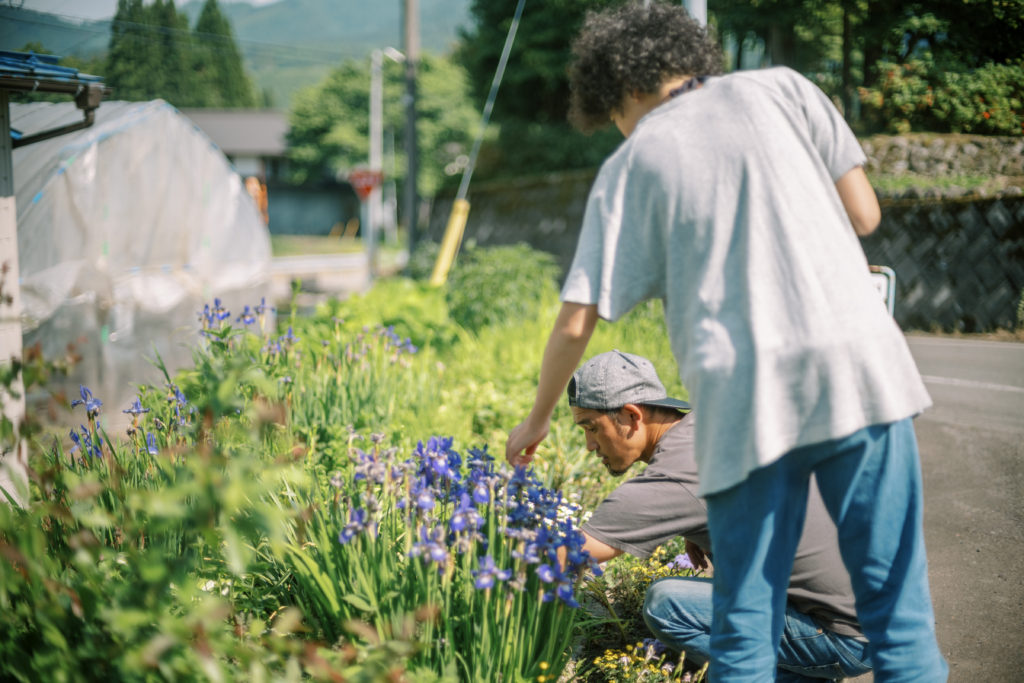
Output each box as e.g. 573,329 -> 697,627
349,168 -> 384,201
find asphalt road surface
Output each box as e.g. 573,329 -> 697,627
905,335 -> 1024,681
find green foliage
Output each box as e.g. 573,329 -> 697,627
859,59 -> 1024,135
1017,287 -> 1024,329
405,240 -> 444,281
104,0 -> 256,107
935,62 -> 1024,135
315,278 -> 456,352
192,0 -> 256,107
1,242 -> 700,681
712,0 -> 843,73
455,0 -> 622,178
578,539 -> 707,681
286,53 -> 480,195
445,243 -> 561,333
452,0 -> 1024,169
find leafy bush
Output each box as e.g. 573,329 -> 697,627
446,243 -> 561,333
405,239 -> 442,281
1017,287 -> 1024,329
858,60 -> 936,134
579,540 -> 706,682
313,277 -> 457,352
936,62 -> 1024,135
859,59 -> 1024,135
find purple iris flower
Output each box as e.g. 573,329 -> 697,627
416,487 -> 435,511
122,398 -> 149,417
472,483 -> 490,505
472,555 -> 512,590
213,298 -> 230,321
338,508 -> 368,545
555,582 -> 580,608
450,492 -> 483,533
71,385 -> 102,418
145,432 -> 158,455
410,527 -> 448,569
236,305 -> 256,325
69,425 -> 102,458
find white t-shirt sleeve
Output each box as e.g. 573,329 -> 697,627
785,68 -> 866,180
561,151 -> 666,321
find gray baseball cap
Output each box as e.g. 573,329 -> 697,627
567,350 -> 691,412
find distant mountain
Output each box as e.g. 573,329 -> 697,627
1,0 -> 472,106
0,7 -> 111,57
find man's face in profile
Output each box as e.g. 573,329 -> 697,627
572,406 -> 644,476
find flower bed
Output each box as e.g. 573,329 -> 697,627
1,247 -> 702,681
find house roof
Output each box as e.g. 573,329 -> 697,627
179,108 -> 288,157
0,50 -> 105,95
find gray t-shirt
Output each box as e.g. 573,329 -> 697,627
582,417 -> 863,639
561,67 -> 931,496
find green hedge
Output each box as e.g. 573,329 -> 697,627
859,59 -> 1024,135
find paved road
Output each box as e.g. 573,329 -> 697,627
907,336 -> 1024,682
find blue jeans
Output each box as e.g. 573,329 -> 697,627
644,577 -> 872,680
705,419 -> 948,682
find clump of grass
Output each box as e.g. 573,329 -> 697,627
871,172 -> 1018,196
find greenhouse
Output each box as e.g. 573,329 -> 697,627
11,99 -> 271,423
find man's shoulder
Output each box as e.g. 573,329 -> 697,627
646,418 -> 699,481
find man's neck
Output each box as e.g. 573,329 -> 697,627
642,413 -> 685,462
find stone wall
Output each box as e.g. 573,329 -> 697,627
862,134 -> 1024,179
862,196 -> 1024,331
426,135 -> 1024,331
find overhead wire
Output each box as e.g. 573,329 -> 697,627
3,10 -> 359,67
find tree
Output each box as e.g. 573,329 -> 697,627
454,0 -> 624,178
193,0 -> 256,107
152,0 -> 191,105
286,54 -> 479,197
457,0 -> 620,125
105,0 -> 160,101
104,0 -> 256,107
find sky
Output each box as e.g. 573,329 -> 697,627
18,0 -> 281,23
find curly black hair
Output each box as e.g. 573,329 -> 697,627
568,1 -> 724,133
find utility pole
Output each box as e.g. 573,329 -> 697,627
683,0 -> 706,25
402,0 -> 419,252
370,46 -> 405,253
369,49 -> 383,277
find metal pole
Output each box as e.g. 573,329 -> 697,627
683,0 -> 706,25
368,49 -> 383,276
455,0 -> 525,202
402,0 -> 419,252
429,0 -> 525,287
0,89 -> 27,506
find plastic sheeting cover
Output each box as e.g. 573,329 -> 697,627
10,100 -> 272,426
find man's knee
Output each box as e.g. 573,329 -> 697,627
643,578 -> 711,636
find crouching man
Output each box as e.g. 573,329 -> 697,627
569,350 -> 871,681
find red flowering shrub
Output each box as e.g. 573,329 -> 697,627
859,60 -> 1023,135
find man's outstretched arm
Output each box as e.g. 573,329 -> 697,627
506,302 -> 598,466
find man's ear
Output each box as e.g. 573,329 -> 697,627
620,404 -> 644,429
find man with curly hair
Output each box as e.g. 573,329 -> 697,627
506,2 -> 946,681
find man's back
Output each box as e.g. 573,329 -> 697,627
562,67 -> 930,496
